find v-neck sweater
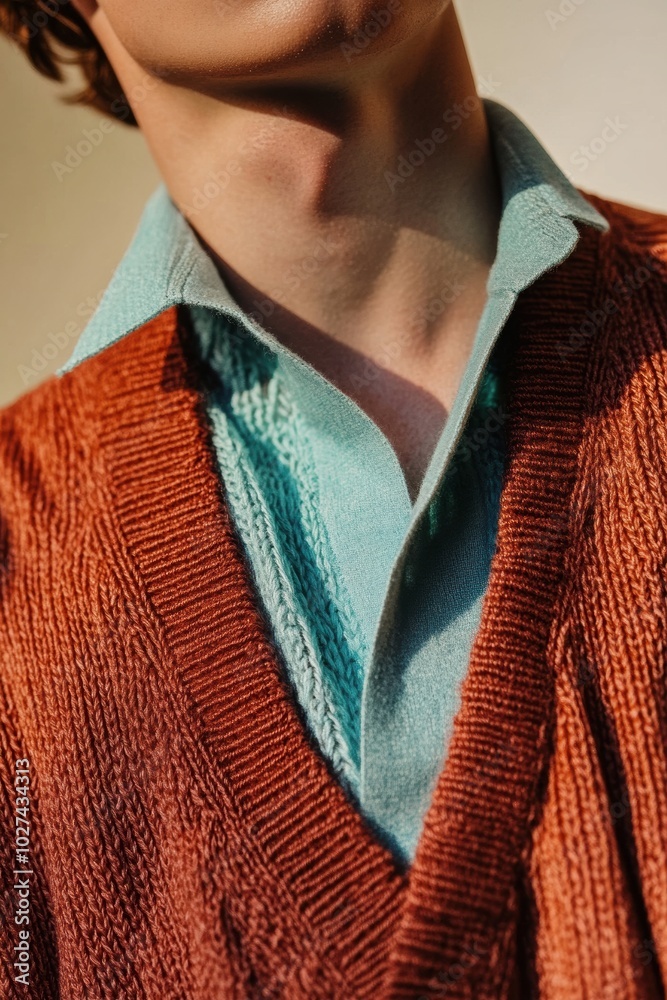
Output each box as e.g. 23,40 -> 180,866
56,101 -> 610,863
1,195 -> 667,999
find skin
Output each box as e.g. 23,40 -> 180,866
73,0 -> 501,501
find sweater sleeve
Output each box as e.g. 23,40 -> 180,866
0,674 -> 60,999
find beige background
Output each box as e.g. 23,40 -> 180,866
0,0 -> 665,407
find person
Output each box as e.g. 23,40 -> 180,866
1,0 -> 666,996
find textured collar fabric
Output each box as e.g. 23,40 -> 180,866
58,99 -> 608,379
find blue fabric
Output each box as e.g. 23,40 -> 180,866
59,100 -> 608,863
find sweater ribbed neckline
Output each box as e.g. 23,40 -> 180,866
97,224 -> 603,997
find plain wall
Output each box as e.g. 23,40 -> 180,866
1,0 -> 665,406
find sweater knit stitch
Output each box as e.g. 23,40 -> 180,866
56,100 -> 610,864
1,195 -> 667,999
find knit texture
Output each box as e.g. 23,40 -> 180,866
54,99 -> 611,865
192,306 -> 366,792
1,195 -> 667,998
190,304 -> 507,825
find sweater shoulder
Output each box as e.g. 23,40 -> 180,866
0,308 -> 186,587
584,191 -> 667,266
0,363 -> 95,525
0,307 -> 180,522
581,193 -> 667,348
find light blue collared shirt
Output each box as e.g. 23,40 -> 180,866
59,101 -> 608,863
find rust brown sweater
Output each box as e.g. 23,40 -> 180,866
1,195 -> 667,999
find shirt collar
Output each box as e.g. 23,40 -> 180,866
58,99 -> 609,375
484,100 -> 608,294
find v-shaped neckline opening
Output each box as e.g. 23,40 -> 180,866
98,222 -> 604,995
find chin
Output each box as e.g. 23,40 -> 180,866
100,0 -> 451,87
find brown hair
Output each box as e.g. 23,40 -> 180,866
0,0 -> 137,125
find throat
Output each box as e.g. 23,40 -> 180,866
315,324 -> 478,504
349,369 -> 450,505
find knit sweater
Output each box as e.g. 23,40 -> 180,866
56,99 -> 610,866
1,195 -> 667,999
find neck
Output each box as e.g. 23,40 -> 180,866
133,5 -> 502,498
